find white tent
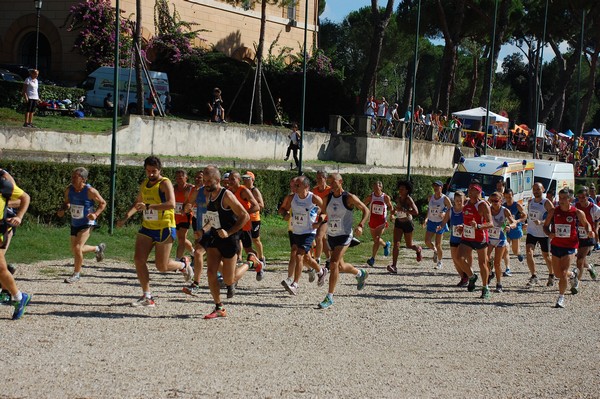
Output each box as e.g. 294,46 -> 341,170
452,107 -> 509,123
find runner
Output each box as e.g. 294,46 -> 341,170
201,166 -> 254,319
56,167 -> 107,283
503,188 -> 526,276
543,188 -> 591,308
312,171 -> 331,268
0,169 -> 31,319
363,181 -> 393,267
173,169 -> 194,259
317,173 -> 370,309
280,175 -> 328,295
228,171 -> 260,258
437,190 -> 467,286
573,187 -> 599,289
117,156 -> 194,307
525,182 -> 554,287
0,169 -> 22,303
242,171 -> 266,265
279,176 -> 301,288
423,180 -> 451,269
388,180 -> 422,274
486,192 -> 517,293
456,180 -> 493,299
182,170 -> 207,295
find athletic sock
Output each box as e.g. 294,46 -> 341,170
326,293 -> 333,300
317,269 -> 323,277
12,291 -> 23,302
355,269 -> 362,277
143,291 -> 152,299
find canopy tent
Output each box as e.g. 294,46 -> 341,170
452,107 -> 509,123
583,128 -> 600,137
563,129 -> 574,137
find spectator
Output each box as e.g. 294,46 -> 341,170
164,92 -> 172,115
103,93 -> 114,111
22,69 -> 39,128
208,87 -> 225,122
284,123 -> 301,169
376,96 -> 388,135
118,94 -> 126,116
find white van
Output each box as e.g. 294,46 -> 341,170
531,159 -> 574,194
447,155 -> 535,205
81,67 -> 169,112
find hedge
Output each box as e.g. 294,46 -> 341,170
1,160 -> 447,225
0,81 -> 85,110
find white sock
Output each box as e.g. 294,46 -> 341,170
143,291 -> 152,299
95,246 -> 100,252
12,291 -> 23,302
317,269 -> 323,277
291,282 -> 298,288
355,270 -> 362,278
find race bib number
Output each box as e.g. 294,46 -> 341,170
452,225 -> 461,237
205,210 -> 221,229
396,210 -> 408,219
175,202 -> 184,214
555,224 -> 571,238
328,217 -> 342,234
291,212 -> 309,228
528,210 -> 541,221
463,225 -> 475,239
430,206 -> 442,217
143,209 -> 159,221
489,227 -> 501,239
70,205 -> 85,219
372,204 -> 384,216
578,226 -> 588,239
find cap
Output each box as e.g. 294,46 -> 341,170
469,183 -> 483,192
222,172 -> 230,179
590,183 -> 596,189
242,171 -> 255,180
433,180 -> 443,187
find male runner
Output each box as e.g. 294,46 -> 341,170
423,180 -> 451,269
173,169 -> 194,259
525,182 -> 554,287
312,171 -> 331,268
242,171 -> 266,264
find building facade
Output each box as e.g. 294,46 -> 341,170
0,0 -> 318,84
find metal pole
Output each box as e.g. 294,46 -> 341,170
406,0 -> 421,181
533,0 -> 549,160
484,0 -> 498,155
573,8 -> 585,155
35,8 -> 41,69
109,0 -> 120,234
299,0 -> 308,175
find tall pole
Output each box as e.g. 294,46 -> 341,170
533,0 -> 549,160
109,0 -> 120,234
299,0 -> 308,176
406,0 -> 421,181
573,8 -> 585,155
34,1 -> 42,70
484,0 -> 498,155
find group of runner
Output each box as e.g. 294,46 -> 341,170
2,158 -> 598,320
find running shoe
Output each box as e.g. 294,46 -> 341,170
0,290 -> 11,305
131,296 -> 155,307
356,269 -> 368,290
204,306 -> 227,319
226,283 -> 237,299
526,275 -> 539,287
488,271 -> 495,285
433,251 -> 438,263
325,259 -> 331,270
588,264 -> 597,280
308,268 -> 316,283
517,254 -> 524,263
383,241 -> 391,257
318,295 -> 334,309
503,268 -> 513,277
248,253 -> 264,282
570,268 -> 579,295
435,261 -> 443,270
317,268 -> 328,287
467,274 -> 478,292
349,237 -> 361,247
7,264 -> 16,274
546,274 -> 556,287
555,295 -> 566,308
495,284 -> 503,293
217,272 -> 226,288
367,257 -> 375,267
180,256 -> 194,282
64,274 -> 81,284
182,283 -> 201,296
95,243 -> 106,262
387,264 -> 398,274
12,293 -> 32,320
416,246 -> 423,262
281,279 -> 298,296
457,276 -> 469,287
480,286 -> 491,299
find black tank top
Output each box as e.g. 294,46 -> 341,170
207,187 -> 237,232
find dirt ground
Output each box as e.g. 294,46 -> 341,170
1,247 -> 599,398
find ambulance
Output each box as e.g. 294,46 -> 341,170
531,159 -> 574,193
447,156 -> 535,205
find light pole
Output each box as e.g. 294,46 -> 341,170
34,0 -> 42,70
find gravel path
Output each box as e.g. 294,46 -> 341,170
1,248 -> 599,398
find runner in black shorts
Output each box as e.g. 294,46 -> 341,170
388,180 -> 422,274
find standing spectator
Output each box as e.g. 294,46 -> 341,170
208,87 -> 225,122
118,94 -> 126,116
364,96 -> 376,117
376,96 -> 388,135
103,93 -> 114,111
284,123 -> 301,169
163,92 -> 172,115
22,69 -> 39,128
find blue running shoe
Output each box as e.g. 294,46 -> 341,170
318,295 -> 334,309
366,257 -> 375,267
356,269 -> 368,290
12,293 -> 32,320
467,274 -> 478,292
517,254 -> 524,263
383,241 -> 391,257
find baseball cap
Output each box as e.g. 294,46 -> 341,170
433,180 -> 443,186
242,171 -> 255,180
222,172 -> 230,179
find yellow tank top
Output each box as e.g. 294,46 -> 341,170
140,177 -> 175,230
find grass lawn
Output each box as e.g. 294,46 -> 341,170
8,215 -> 428,267
0,107 -> 119,133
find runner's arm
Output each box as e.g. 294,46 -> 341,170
87,186 -> 107,220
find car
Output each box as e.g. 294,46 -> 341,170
0,68 -> 23,82
0,64 -> 31,80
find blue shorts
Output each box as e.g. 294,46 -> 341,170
507,226 -> 523,240
70,224 -> 95,236
138,227 -> 176,243
427,220 -> 448,234
327,234 -> 352,250
291,233 -> 316,253
489,238 -> 507,248
550,245 -> 576,258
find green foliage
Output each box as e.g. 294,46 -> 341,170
0,81 -> 85,111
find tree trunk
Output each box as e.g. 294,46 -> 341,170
466,54 -> 478,108
540,40 -> 578,126
135,0 -> 144,115
253,0 -> 268,124
401,58 -> 416,114
578,50 -> 599,134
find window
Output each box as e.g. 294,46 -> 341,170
524,169 -> 533,191
288,1 -> 297,21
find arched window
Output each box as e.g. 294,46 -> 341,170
19,31 -> 51,73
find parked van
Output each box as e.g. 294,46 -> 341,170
447,156 -> 535,206
531,159 -> 574,193
80,67 -> 169,112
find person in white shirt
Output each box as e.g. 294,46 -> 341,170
22,69 -> 39,128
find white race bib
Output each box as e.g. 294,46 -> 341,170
175,202 -> 184,214
528,210 -> 541,221
452,225 -> 461,237
143,209 -> 159,221
555,224 -> 571,238
70,205 -> 85,219
205,210 -> 221,229
489,227 -> 501,239
430,206 -> 442,216
463,225 -> 475,239
328,217 -> 342,234
396,210 -> 408,219
578,226 -> 588,239
372,204 -> 384,215
291,212 -> 310,228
